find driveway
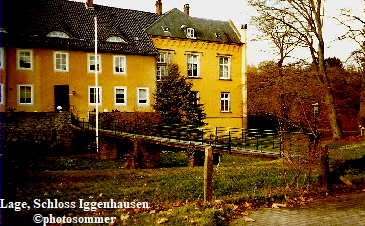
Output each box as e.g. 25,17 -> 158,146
230,192 -> 365,225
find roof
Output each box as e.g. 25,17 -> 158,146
146,8 -> 242,44
1,0 -> 161,55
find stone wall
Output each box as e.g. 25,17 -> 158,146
1,112 -> 74,156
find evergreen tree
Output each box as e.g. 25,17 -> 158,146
153,64 -> 206,128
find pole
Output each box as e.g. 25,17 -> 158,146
204,146 -> 213,202
94,16 -> 99,156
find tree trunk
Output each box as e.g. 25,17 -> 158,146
323,86 -> 344,140
359,72 -> 365,126
315,3 -> 344,140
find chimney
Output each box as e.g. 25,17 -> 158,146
184,4 -> 190,15
155,0 -> 162,15
86,0 -> 93,8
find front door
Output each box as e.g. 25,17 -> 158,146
54,85 -> 70,112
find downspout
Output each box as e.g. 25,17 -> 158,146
240,24 -> 248,129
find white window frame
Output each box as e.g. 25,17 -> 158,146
114,86 -> 127,106
54,52 -> 69,72
156,52 -> 172,81
187,53 -> 200,78
88,86 -> 102,106
17,49 -> 33,70
113,55 -> 126,75
137,87 -> 149,106
0,48 -> 3,69
156,65 -> 167,81
220,92 -> 230,113
88,54 -> 101,73
219,56 -> 231,79
186,28 -> 196,39
17,84 -> 34,105
0,84 -> 4,105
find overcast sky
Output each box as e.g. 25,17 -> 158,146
74,0 -> 364,66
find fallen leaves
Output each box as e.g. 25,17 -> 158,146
156,217 -> 169,224
271,203 -> 287,208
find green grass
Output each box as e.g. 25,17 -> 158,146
4,138 -> 365,225
329,140 -> 365,161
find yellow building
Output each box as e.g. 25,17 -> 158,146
1,0 -> 247,129
1,0 -> 160,119
147,3 -> 248,129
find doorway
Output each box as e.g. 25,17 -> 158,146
54,85 -> 70,112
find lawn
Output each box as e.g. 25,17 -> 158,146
2,139 -> 365,225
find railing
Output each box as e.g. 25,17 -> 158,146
75,118 -> 312,154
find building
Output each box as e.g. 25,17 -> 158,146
147,1 -> 247,128
0,0 -> 160,119
0,0 -> 247,129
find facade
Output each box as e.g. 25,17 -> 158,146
0,0 -> 160,119
0,0 -> 247,129
147,4 -> 247,128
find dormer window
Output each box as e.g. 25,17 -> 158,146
186,28 -> 196,39
162,26 -> 169,32
47,31 -> 69,38
106,36 -> 126,43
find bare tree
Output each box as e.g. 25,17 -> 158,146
249,0 -> 344,140
336,9 -> 365,126
251,10 -> 302,76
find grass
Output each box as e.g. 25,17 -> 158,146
3,138 -> 365,225
328,140 -> 365,161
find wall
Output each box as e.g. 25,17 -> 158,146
152,37 -> 247,129
1,112 -> 74,155
3,47 -> 156,119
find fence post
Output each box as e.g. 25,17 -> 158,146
228,131 -> 232,154
204,146 -> 214,202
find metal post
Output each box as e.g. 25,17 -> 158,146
94,16 -> 99,156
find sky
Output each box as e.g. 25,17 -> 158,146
74,0 -> 364,66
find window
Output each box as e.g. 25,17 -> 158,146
113,56 -> 126,75
186,28 -> 196,39
54,52 -> 69,72
17,49 -> 33,70
114,87 -> 127,106
88,54 -> 101,73
156,52 -> 172,81
219,56 -> 231,79
156,66 -> 167,81
89,86 -> 102,105
47,31 -> 69,38
187,53 -> 200,78
220,92 -> 230,112
0,84 -> 4,105
18,84 -> 33,105
189,91 -> 200,105
106,36 -> 126,43
0,48 -> 3,69
137,87 -> 149,105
